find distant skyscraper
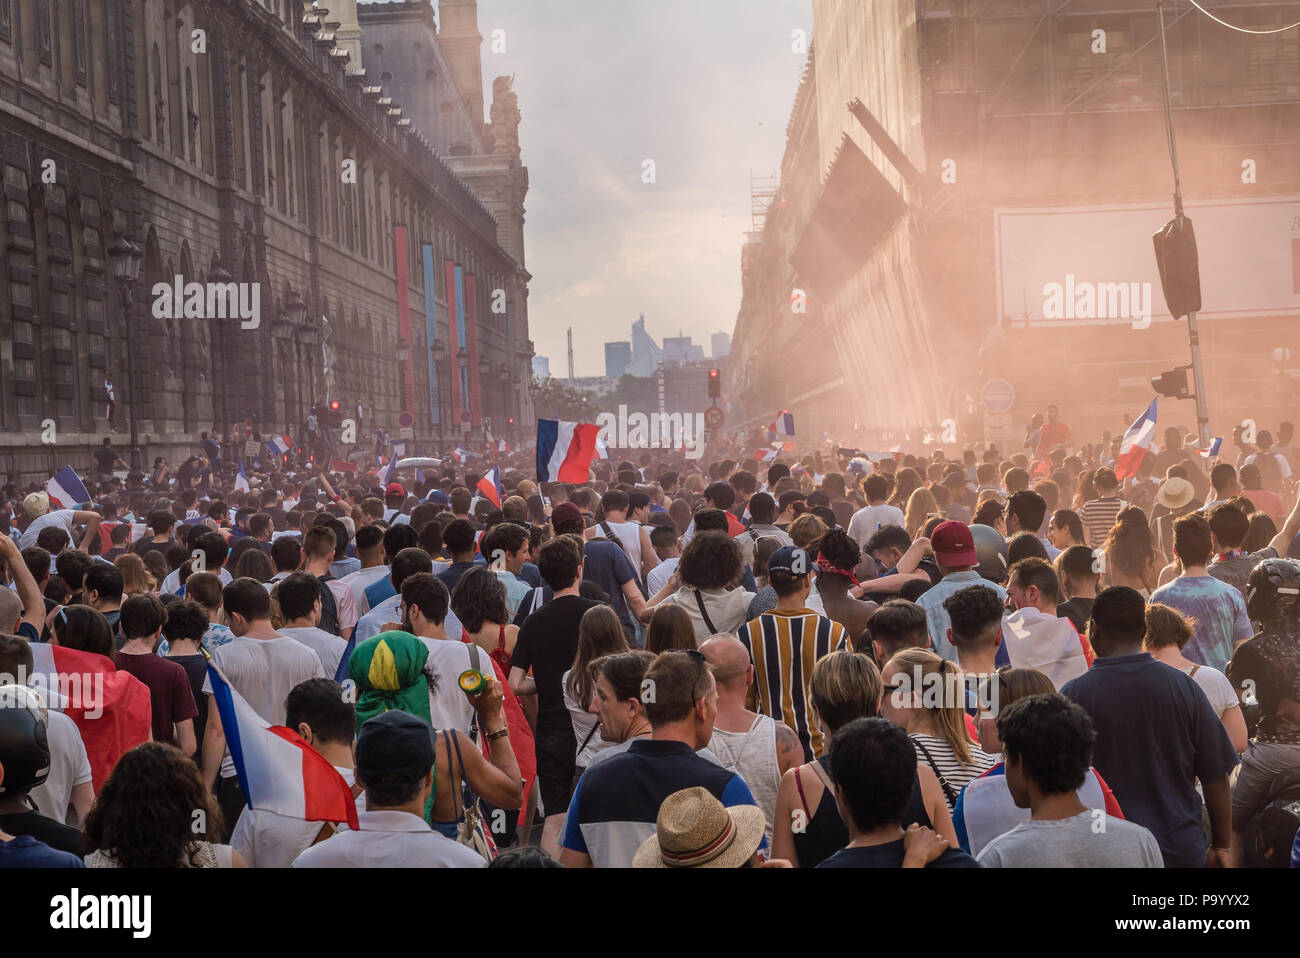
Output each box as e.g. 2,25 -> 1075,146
532,356 -> 551,380
712,332 -> 731,359
628,315 -> 663,377
662,337 -> 704,366
605,341 -> 632,378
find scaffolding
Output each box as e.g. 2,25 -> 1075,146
750,171 -> 782,233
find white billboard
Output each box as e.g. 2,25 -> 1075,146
995,196 -> 1300,328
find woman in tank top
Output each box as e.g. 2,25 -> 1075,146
771,652 -> 956,868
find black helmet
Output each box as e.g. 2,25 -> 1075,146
1245,558 -> 1300,624
0,684 -> 50,795
971,523 -> 1009,584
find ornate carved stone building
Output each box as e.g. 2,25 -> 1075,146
0,0 -> 532,482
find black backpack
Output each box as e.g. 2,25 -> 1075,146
1240,767 -> 1300,867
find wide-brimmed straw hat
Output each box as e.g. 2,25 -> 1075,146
1156,477 -> 1195,510
632,787 -> 766,869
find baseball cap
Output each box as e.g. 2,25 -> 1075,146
386,482 -> 405,497
931,520 -> 978,566
551,502 -> 583,527
426,490 -> 450,506
355,710 -> 435,788
767,545 -> 808,577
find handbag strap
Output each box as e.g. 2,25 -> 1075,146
577,718 -> 603,755
693,589 -> 719,635
443,729 -> 464,822
911,735 -> 958,807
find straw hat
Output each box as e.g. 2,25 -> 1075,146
1156,477 -> 1195,511
22,491 -> 50,519
632,787 -> 766,869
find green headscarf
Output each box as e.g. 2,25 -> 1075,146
349,631 -> 432,733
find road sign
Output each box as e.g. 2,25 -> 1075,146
398,411 -> 415,428
399,427 -> 414,440
981,379 -> 1016,415
705,406 -> 726,429
243,441 -> 260,460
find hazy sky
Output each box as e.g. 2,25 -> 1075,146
470,0 -> 812,377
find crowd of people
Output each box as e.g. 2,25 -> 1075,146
1,411 -> 1299,869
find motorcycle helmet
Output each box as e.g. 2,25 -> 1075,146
0,684 -> 51,795
1245,558 -> 1300,624
970,523 -> 1009,584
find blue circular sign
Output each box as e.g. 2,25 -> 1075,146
982,379 -> 1016,415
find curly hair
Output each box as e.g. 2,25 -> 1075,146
996,693 -> 1095,795
816,529 -> 862,581
677,531 -> 742,590
82,742 -> 224,867
450,565 -> 509,633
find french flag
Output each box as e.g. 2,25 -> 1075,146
234,461 -> 250,494
45,466 -> 90,509
536,419 -> 602,482
207,662 -> 359,829
477,466 -> 503,509
498,439 -> 511,454
266,436 -> 292,456
754,445 -> 779,463
1194,437 -> 1223,460
382,441 -> 407,486
1116,399 -> 1159,480
769,412 -> 795,437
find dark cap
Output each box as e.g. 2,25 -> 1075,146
767,545 -> 809,577
355,710 -> 434,787
551,502 -> 583,527
931,520 -> 978,565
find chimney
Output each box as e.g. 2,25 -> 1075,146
437,0 -> 486,134
327,0 -> 364,73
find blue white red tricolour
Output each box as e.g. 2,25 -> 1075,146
234,461 -> 250,493
1194,437 -> 1223,460
266,435 -> 292,456
206,662 -> 359,827
382,441 -> 407,486
477,466 -> 503,509
537,419 -> 602,482
768,412 -> 795,437
1115,399 -> 1159,480
46,466 -> 90,509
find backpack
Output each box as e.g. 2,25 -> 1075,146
1240,767 -> 1300,867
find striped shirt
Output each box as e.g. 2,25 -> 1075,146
739,608 -> 849,761
908,733 -> 997,810
1078,496 -> 1124,548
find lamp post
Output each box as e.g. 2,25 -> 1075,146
432,340 -> 448,445
285,290 -> 308,424
208,261 -> 233,454
107,230 -> 143,471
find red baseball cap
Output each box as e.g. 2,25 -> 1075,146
551,502 -> 583,528
930,520 -> 978,566
386,482 -> 405,496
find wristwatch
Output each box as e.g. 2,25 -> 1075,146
485,726 -> 510,742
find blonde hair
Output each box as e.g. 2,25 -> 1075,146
810,651 -> 882,734
114,553 -> 156,595
904,487 -> 939,538
788,514 -> 828,551
888,647 -> 977,766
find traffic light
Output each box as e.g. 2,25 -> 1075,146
1151,366 -> 1190,399
708,368 -> 720,399
328,400 -> 342,427
1152,216 -> 1202,320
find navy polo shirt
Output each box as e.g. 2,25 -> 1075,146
1061,653 -> 1238,868
562,739 -> 761,868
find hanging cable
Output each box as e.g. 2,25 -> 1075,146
1187,0 -> 1300,34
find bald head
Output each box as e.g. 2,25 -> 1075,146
700,634 -> 751,691
0,587 -> 21,634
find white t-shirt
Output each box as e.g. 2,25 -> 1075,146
292,810 -> 486,868
1182,663 -> 1239,718
417,637 -> 483,737
646,558 -> 678,596
279,626 -> 349,679
596,520 -> 644,574
340,566 -> 390,617
202,636 -> 327,778
846,504 -> 906,548
661,586 -> 757,642
29,708 -> 92,825
163,565 -> 233,595
231,765 -> 365,868
18,510 -> 78,550
561,668 -> 612,768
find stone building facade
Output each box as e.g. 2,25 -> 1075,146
0,0 -> 532,483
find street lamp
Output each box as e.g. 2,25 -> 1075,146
397,338 -> 411,364
107,229 -> 143,471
